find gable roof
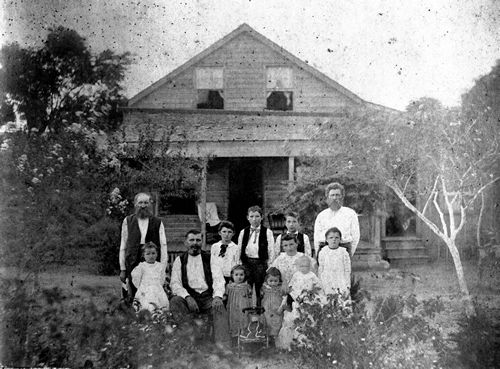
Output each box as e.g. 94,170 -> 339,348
128,23 -> 366,107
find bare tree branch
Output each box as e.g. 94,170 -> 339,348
433,187 -> 449,238
441,176 -> 456,233
389,181 -> 447,240
422,175 -> 439,216
465,176 -> 500,209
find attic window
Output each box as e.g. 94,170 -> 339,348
266,91 -> 293,111
196,67 -> 224,109
266,67 -> 293,111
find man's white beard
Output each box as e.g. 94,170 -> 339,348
330,200 -> 342,210
136,207 -> 152,219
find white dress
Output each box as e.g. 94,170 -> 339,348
276,271 -> 323,350
270,252 -> 317,286
131,261 -> 169,312
318,247 -> 351,296
288,271 -> 323,301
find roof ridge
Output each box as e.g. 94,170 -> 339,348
128,23 -> 366,107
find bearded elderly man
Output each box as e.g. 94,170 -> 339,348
313,182 -> 360,257
170,230 -> 229,346
119,192 -> 167,303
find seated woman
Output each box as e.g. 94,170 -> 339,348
269,234 -> 316,287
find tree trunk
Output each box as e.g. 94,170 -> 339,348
388,183 -> 475,317
446,238 -> 475,316
476,190 -> 485,249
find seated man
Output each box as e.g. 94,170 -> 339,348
170,229 -> 229,345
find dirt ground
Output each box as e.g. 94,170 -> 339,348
24,259 -> 499,312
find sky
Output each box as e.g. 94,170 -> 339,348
1,0 -> 499,110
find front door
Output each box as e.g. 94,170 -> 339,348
228,158 -> 264,234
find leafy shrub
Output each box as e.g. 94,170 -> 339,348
0,279 -> 213,368
290,290 -> 445,369
0,124 -> 202,275
442,306 -> 500,369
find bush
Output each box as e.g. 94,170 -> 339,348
290,290 -> 445,369
0,279 -> 213,368
0,124 -> 202,275
441,305 -> 500,369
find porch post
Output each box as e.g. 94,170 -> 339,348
154,191 -> 159,216
201,158 -> 208,249
288,156 -> 295,183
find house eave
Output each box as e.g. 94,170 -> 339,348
120,106 -> 352,118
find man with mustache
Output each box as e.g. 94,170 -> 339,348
119,192 -> 167,304
313,182 -> 360,258
170,230 -> 229,346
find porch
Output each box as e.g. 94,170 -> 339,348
122,108 -> 429,268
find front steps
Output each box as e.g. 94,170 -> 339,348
162,214 -> 201,252
382,237 -> 430,266
352,241 -> 390,271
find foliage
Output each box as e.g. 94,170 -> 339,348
0,26 -> 131,132
442,305 -> 500,369
110,123 -> 203,201
291,290 -> 445,369
461,60 -> 500,251
0,279 -> 212,368
0,125 -> 113,271
0,122 -> 202,275
279,167 -> 384,233
286,75 -> 500,314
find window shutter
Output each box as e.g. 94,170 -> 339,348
266,67 -> 293,89
196,68 -> 223,89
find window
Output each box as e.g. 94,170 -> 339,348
266,67 -> 293,111
195,67 -> 224,109
385,191 -> 416,237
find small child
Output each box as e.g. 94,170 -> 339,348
270,234 -> 317,287
225,264 -> 252,338
288,255 -> 323,303
274,211 -> 312,260
131,242 -> 169,312
318,227 -> 351,297
277,255 -> 323,350
261,267 -> 285,339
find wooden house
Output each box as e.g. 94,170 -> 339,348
122,23 -> 426,268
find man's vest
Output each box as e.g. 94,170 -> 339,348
241,226 -> 269,263
279,232 -> 305,253
124,214 -> 162,272
180,251 -> 213,297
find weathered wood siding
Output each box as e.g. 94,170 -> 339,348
263,158 -> 289,213
132,32 -> 358,112
121,109 -> 340,157
137,69 -> 196,109
206,159 -> 229,220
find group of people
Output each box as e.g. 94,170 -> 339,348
118,182 -> 360,349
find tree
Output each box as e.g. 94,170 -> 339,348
0,26 -> 131,132
0,122 -> 202,276
461,60 -> 500,249
291,93 -> 499,316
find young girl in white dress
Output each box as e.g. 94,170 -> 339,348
277,255 -> 323,350
131,242 -> 169,312
318,227 -> 351,297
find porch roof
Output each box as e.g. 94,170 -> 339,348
121,107 -> 343,157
